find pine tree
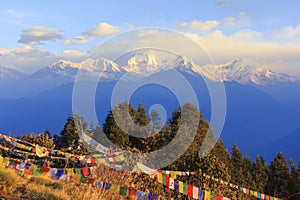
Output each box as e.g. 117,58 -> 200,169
103,108 -> 130,149
57,115 -> 89,154
252,155 -> 269,192
211,139 -> 230,169
35,129 -> 55,149
230,144 -> 245,185
149,109 -> 162,133
287,159 -> 300,198
243,155 -> 255,189
135,102 -> 149,126
20,133 -> 36,144
266,152 -> 291,198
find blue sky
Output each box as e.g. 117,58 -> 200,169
0,0 -> 300,74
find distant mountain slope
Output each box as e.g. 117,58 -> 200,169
0,69 -> 299,162
0,66 -> 26,81
259,128 -> 300,163
0,54 -> 299,162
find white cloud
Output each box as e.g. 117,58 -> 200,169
0,46 -> 86,73
61,36 -> 89,45
215,1 -> 231,7
124,22 -> 135,29
223,17 -> 236,26
18,26 -> 64,45
177,20 -> 220,31
83,22 -> 120,37
54,50 -> 87,62
223,12 -> 251,27
274,24 -> 300,41
185,30 -> 300,73
3,19 -> 29,27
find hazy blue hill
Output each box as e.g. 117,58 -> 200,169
0,70 -> 299,162
259,128 -> 300,163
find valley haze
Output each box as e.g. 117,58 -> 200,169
0,53 -> 299,163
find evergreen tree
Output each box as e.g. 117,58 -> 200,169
20,133 -> 36,144
57,115 -> 89,154
35,129 -> 55,149
252,155 -> 269,192
134,102 -> 149,126
243,155 -> 255,189
103,107 -> 130,149
149,109 -> 162,133
287,159 -> 300,198
266,152 -> 291,198
211,139 -> 230,168
230,144 -> 245,184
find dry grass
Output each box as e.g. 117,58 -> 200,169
0,169 -> 125,200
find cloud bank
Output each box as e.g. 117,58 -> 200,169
18,26 -> 64,45
83,23 -> 120,37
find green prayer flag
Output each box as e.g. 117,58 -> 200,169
75,168 -> 81,175
210,190 -> 216,200
80,175 -> 87,183
119,187 -> 128,196
32,170 -> 41,176
162,174 -> 166,185
183,183 -> 188,195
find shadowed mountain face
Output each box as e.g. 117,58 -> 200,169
0,55 -> 299,162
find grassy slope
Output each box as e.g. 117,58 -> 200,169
0,168 -> 125,200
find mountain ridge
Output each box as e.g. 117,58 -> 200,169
0,54 -> 297,86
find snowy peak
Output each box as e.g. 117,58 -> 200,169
50,60 -> 81,69
215,59 -> 296,85
0,66 -> 26,81
21,56 -> 298,85
99,58 -> 122,73
50,59 -> 121,73
122,52 -> 160,74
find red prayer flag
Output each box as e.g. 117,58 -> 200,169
88,178 -> 95,185
91,157 -> 96,163
187,184 -> 193,197
216,195 -> 223,200
128,188 -> 137,196
42,167 -> 50,173
24,168 -> 32,175
166,176 -> 170,187
81,168 -> 89,177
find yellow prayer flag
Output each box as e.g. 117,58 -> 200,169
40,172 -> 51,179
254,191 -> 258,197
24,174 -> 31,179
179,181 -> 184,193
0,156 -> 5,169
66,169 -> 75,176
204,190 -> 210,200
110,184 -> 120,194
119,155 -> 125,161
170,171 -> 176,179
157,172 -> 162,183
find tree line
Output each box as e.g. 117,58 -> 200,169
16,101 -> 300,199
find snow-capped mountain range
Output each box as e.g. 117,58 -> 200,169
0,53 -> 297,85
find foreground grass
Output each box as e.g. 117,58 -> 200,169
0,168 -> 125,200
